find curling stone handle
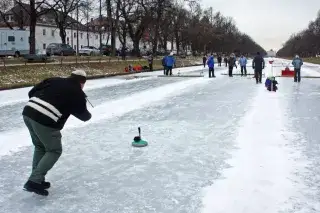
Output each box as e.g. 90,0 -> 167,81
138,127 -> 141,137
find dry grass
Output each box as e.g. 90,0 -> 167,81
281,57 -> 320,65
0,58 -> 201,90
302,57 -> 320,64
0,55 -> 194,65
0,56 -> 144,65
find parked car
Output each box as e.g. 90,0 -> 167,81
46,43 -> 76,56
79,46 -> 101,56
100,45 -> 112,55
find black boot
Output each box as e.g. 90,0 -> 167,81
42,180 -> 51,189
23,180 -> 49,196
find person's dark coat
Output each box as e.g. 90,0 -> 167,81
228,56 -> 236,67
252,55 -> 265,70
22,77 -> 91,130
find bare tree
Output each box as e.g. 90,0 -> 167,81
105,0 -> 120,56
80,0 -> 94,46
16,0 -> 56,54
45,0 -> 83,44
121,0 -> 153,56
277,10 -> 320,57
0,0 -> 14,29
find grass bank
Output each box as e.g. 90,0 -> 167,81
302,57 -> 320,64
0,58 -> 201,90
281,57 -> 320,65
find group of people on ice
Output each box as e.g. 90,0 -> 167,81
202,52 -> 304,92
203,52 -> 264,82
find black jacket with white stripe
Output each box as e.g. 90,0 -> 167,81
22,77 -> 92,130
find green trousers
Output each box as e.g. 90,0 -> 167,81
23,116 -> 62,183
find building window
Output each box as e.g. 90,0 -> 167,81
67,37 -> 69,44
80,33 -> 83,39
103,35 -> 105,39
74,32 -> 76,38
8,36 -> 15,42
74,45 -> 76,50
43,43 -> 46,49
43,29 -> 46,36
95,35 -> 98,39
51,30 -> 54,37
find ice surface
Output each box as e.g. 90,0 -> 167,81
1,60 -> 320,213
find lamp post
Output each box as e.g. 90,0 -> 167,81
76,4 -> 79,55
99,0 -> 102,49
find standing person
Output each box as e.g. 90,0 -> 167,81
252,52 -> 265,84
165,52 -> 175,76
228,53 -> 236,77
224,56 -> 228,67
217,55 -> 222,67
292,55 -> 303,82
202,55 -> 207,68
239,55 -> 247,76
22,70 -> 92,196
207,54 -> 215,78
162,54 -> 167,75
147,54 -> 153,71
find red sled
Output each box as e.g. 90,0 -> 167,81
281,68 -> 294,77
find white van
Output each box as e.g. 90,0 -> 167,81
0,29 -> 30,57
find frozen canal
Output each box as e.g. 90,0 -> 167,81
0,61 -> 320,213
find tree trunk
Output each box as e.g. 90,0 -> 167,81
111,26 -> 116,55
112,0 -> 120,56
152,26 -> 159,54
86,7 -> 89,46
106,33 -> 110,45
87,29 -> 89,46
133,38 -> 140,56
117,22 -> 126,47
29,0 -> 37,54
175,30 -> 179,54
171,37 -> 174,50
58,24 -> 67,44
163,33 -> 168,52
121,29 -> 127,60
152,1 -> 163,54
106,0 -> 115,55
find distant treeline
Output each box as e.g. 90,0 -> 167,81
277,11 -> 320,57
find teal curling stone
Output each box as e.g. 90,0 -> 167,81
132,136 -> 148,147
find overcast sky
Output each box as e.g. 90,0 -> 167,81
201,0 -> 320,51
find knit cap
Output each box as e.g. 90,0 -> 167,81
70,70 -> 87,83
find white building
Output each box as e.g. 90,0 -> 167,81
28,24 -> 121,54
0,2 -> 122,54
267,49 -> 276,57
0,2 -> 183,55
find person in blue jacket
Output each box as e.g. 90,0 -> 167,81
292,55 -> 303,82
165,52 -> 175,76
207,54 -> 215,78
239,55 -> 247,76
